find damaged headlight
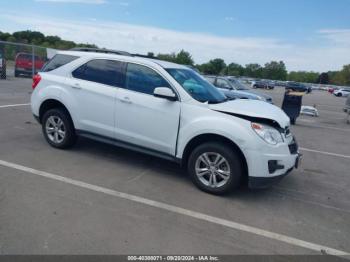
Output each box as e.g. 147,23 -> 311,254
251,122 -> 284,145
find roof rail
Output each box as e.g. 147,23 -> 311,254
70,47 -> 132,56
132,53 -> 159,59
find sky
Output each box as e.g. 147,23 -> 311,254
0,0 -> 349,72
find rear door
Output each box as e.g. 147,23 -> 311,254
115,63 -> 180,155
68,59 -> 125,138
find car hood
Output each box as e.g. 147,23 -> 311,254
209,100 -> 290,128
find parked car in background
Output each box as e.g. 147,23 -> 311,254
14,52 -> 45,77
274,81 -> 286,87
285,82 -> 310,93
205,76 -> 273,103
251,80 -> 275,90
333,88 -> 350,97
300,106 -> 319,117
304,84 -> 313,93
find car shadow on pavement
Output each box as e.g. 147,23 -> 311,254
73,137 -> 188,179
67,137 -> 278,199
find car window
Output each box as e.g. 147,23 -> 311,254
72,59 -> 124,87
125,63 -> 170,95
229,79 -> 248,90
216,79 -> 231,89
42,54 -> 78,72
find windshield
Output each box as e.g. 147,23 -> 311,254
166,68 -> 227,104
229,79 -> 249,90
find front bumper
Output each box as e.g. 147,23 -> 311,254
249,167 -> 293,189
249,153 -> 301,189
246,137 -> 301,189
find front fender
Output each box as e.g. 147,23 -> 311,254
176,103 -> 257,159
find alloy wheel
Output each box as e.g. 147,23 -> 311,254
45,116 -> 66,144
195,152 -> 231,188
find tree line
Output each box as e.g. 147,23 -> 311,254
0,30 -> 96,63
150,50 -> 349,86
0,30 -> 349,86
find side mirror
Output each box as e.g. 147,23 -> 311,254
153,87 -> 177,101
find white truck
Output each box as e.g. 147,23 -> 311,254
31,49 -> 301,194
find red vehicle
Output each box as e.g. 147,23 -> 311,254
14,53 -> 45,77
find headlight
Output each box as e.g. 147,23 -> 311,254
251,123 -> 284,145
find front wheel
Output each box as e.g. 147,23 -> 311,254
188,142 -> 243,195
42,108 -> 77,149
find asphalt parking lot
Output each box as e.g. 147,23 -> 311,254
0,77 -> 349,256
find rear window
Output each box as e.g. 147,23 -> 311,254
72,59 -> 124,87
42,54 -> 78,72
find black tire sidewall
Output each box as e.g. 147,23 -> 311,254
188,142 -> 242,195
42,108 -> 76,149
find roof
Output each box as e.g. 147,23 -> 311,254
58,50 -> 188,70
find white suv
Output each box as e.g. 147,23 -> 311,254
31,49 -> 300,194
334,88 -> 350,97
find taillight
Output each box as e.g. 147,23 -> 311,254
32,74 -> 41,89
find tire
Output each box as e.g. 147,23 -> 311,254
14,69 -> 19,77
187,142 -> 243,195
42,108 -> 77,149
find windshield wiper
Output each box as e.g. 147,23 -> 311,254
208,98 -> 229,104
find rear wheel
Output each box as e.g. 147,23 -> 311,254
42,108 -> 77,149
14,69 -> 19,77
188,142 -> 242,195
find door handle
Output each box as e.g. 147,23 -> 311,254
120,97 -> 132,104
71,83 -> 82,89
